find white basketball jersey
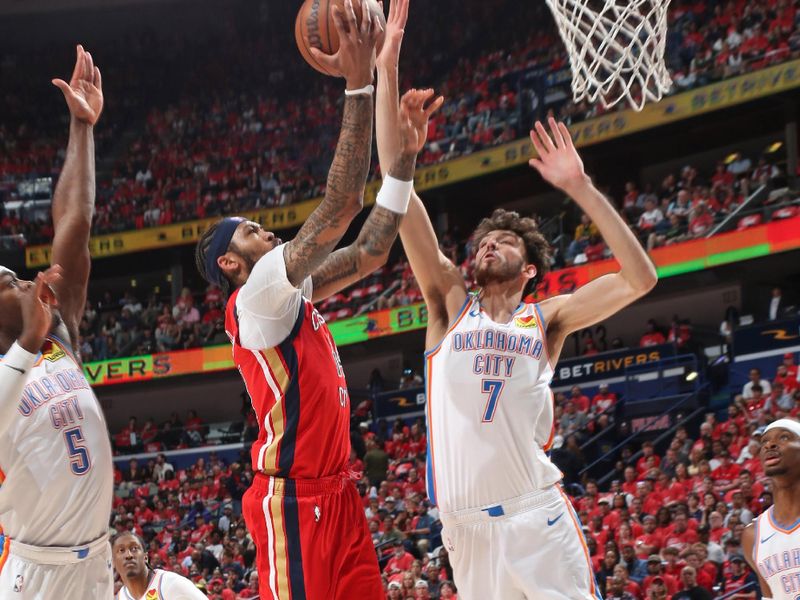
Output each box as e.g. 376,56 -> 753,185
0,336 -> 113,547
117,569 -> 209,599
425,294 -> 562,513
753,507 -> 800,600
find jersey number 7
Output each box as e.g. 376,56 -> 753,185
481,379 -> 505,422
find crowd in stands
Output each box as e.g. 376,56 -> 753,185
110,347 -> 799,598
2,0 -> 800,248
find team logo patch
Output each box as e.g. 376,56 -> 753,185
13,575 -> 23,592
146,589 -> 158,600
514,315 -> 538,329
42,342 -> 66,362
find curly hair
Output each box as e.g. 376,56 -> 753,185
472,208 -> 551,296
195,222 -> 232,298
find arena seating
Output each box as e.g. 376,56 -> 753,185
2,0 -> 799,249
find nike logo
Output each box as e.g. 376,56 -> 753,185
3,364 -> 25,375
761,533 -> 777,544
547,513 -> 564,527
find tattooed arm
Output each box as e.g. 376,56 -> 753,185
311,89 -> 442,302
311,151 -> 415,302
282,0 -> 382,287
282,94 -> 374,287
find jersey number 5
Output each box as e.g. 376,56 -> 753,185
481,379 -> 505,422
64,427 -> 91,476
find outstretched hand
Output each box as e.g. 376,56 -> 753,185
18,265 -> 63,353
398,88 -> 444,155
528,118 -> 588,193
376,0 -> 409,70
309,0 -> 384,88
52,45 -> 103,126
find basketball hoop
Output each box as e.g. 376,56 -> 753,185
546,0 -> 673,111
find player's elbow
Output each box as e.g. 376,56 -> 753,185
628,262 -> 658,296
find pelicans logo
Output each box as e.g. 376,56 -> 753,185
514,315 -> 538,329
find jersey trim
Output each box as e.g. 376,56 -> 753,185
541,388 -> 557,452
533,303 -> 555,373
0,530 -> 9,575
424,294 -> 472,358
558,486 -> 601,600
275,335 -> 301,476
753,514 -> 761,565
283,480 -> 307,599
424,354 -> 439,506
256,349 -> 290,474
766,506 -> 800,533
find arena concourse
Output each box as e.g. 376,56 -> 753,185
1,0 -> 800,598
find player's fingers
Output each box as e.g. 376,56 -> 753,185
425,95 -> 445,118
343,0 -> 358,33
534,121 -> 555,152
397,0 -> 410,26
70,45 -> 83,83
529,128 -> 548,158
558,122 -> 574,149
85,51 -> 95,82
308,47 -> 339,72
94,66 -> 102,91
548,116 -> 565,149
51,79 -> 74,99
359,0 -> 372,36
529,158 -> 545,172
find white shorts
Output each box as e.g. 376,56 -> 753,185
439,485 -> 602,600
0,533 -> 113,600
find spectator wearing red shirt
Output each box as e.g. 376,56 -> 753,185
635,515 -> 664,559
622,466 -> 640,497
637,441 -> 662,474
663,513 -> 699,553
662,546 -> 686,579
383,541 -> 414,579
711,451 -> 741,493
780,352 -> 798,381
640,319 -> 667,347
592,383 -> 617,416
643,558 -> 680,597
688,202 -> 714,237
707,511 -> 730,545
570,385 -> 591,414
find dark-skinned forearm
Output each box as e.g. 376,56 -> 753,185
311,150 -> 416,291
52,119 -> 95,229
284,95 -> 374,285
326,95 -> 375,206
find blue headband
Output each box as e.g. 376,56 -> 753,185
205,217 -> 245,287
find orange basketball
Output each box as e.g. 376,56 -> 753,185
295,0 -> 386,77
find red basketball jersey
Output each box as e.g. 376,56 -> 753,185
225,289 -> 351,479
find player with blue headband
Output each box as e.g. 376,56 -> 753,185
194,1 -> 443,595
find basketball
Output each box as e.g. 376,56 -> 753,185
295,0 -> 386,77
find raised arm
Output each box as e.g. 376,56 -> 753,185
49,45 -> 103,345
375,0 -> 466,348
282,0 -> 383,287
533,118 -> 658,362
311,89 -> 441,301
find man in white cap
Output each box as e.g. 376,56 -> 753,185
742,418 -> 800,600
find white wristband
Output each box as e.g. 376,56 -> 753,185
4,341 -> 37,374
345,84 -> 375,97
376,176 -> 414,215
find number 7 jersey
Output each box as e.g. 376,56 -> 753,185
425,294 -> 562,513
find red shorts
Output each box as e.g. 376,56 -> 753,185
243,472 -> 383,600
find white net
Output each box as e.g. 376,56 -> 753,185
545,0 -> 673,111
